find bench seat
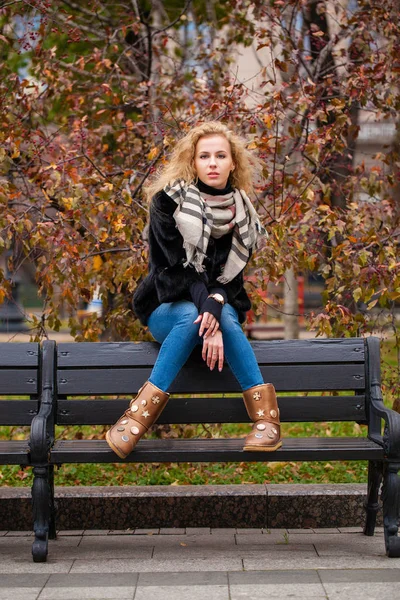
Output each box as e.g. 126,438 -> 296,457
50,437 -> 385,463
0,440 -> 30,465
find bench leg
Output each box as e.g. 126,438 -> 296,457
48,465 -> 57,540
363,460 -> 383,536
381,461 -> 400,557
31,465 -> 51,562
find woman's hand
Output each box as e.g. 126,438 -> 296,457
194,312 -> 220,338
202,330 -> 224,372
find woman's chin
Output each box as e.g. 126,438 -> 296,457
206,178 -> 225,189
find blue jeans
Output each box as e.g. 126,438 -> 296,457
147,301 -> 264,393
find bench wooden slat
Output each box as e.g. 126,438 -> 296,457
50,437 -> 383,464
0,370 -> 39,394
57,339 -> 365,367
56,395 -> 367,425
57,363 -> 366,395
0,400 -> 38,425
0,441 -> 30,465
0,344 -> 39,368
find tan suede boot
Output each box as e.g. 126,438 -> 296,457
242,383 -> 282,452
106,381 -> 169,459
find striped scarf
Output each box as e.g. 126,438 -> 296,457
164,180 -> 266,284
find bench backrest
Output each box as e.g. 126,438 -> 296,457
0,343 -> 40,426
55,337 -> 380,427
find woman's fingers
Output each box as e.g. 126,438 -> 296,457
203,316 -> 218,338
218,345 -> 224,372
209,346 -> 217,370
202,332 -> 224,371
198,313 -> 208,336
199,312 -> 218,337
210,320 -> 220,336
208,344 -> 223,371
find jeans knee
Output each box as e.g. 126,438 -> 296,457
175,301 -> 199,325
220,304 -> 241,332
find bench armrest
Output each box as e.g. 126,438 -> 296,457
29,341 -> 56,466
369,382 -> 400,459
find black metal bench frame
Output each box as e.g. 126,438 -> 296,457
2,337 -> 399,561
0,341 -> 55,560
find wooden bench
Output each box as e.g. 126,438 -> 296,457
0,341 -> 56,561
31,336 -> 400,560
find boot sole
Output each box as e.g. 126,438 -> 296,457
243,440 -> 283,452
105,430 -> 129,459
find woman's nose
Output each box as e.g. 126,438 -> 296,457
209,155 -> 217,166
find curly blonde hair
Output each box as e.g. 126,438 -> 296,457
145,121 -> 260,202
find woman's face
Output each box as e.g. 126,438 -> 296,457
194,135 -> 235,189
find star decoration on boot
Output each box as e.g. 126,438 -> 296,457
253,391 -> 261,401
142,410 -> 150,418
151,395 -> 160,404
256,409 -> 265,417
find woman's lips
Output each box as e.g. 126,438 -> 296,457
208,173 -> 219,177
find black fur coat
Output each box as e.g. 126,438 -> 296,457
132,190 -> 252,325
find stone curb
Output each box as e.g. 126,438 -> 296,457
0,483 -> 380,530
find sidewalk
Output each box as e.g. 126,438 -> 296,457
1,527 -> 399,599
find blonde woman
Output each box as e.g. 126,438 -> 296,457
106,121 -> 282,458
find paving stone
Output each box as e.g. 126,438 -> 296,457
262,529 -> 288,536
211,529 -> 237,534
82,530 -> 110,536
243,554 -> 400,570
51,539 -> 153,560
338,527 -> 363,533
314,542 -> 383,557
235,531 -> 290,545
0,589 -> 42,600
57,530 -> 84,536
313,528 -> 341,534
78,536 -> 151,549
263,532 -> 385,548
133,529 -> 160,535
138,572 -> 228,586
185,528 -> 211,535
134,585 -> 229,600
0,561 -> 74,574
286,529 -> 314,534
322,582 -> 400,600
0,575 -> 49,587
1,536 -> 81,554
47,574 -> 139,587
38,587 -> 135,600
4,531 -> 34,537
159,528 -> 186,535
318,569 -> 400,583
0,537 -> 35,548
151,537 -> 239,556
229,584 -> 327,598
107,530 -> 135,536
154,542 -> 317,560
235,529 -> 264,535
228,570 -> 321,585
70,557 -> 243,573
0,532 -> 8,537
